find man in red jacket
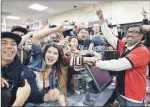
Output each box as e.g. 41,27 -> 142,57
94,8 -> 149,106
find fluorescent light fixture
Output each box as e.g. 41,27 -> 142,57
6,16 -> 20,20
28,4 -> 48,11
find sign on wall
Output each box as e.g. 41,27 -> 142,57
29,18 -> 49,30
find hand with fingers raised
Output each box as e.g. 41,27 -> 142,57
59,20 -> 75,32
96,8 -> 105,24
141,7 -> 148,19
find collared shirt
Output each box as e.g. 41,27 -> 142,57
121,41 -> 145,103
96,23 -> 149,102
125,41 -> 141,50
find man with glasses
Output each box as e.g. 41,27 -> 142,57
93,8 -> 149,106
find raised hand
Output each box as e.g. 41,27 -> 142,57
59,20 -> 74,32
96,8 -> 105,24
116,24 -> 121,30
141,7 -> 148,19
23,44 -> 32,51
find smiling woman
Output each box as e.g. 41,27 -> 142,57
26,28 -> 67,106
27,43 -> 67,106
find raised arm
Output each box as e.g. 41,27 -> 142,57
141,7 -> 148,24
32,21 -> 74,45
32,27 -> 61,45
96,8 -> 118,49
18,31 -> 34,47
116,24 -> 123,40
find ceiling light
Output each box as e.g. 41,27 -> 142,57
28,4 -> 48,11
6,16 -> 20,20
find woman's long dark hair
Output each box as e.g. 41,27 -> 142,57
42,43 -> 67,95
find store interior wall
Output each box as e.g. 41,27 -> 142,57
2,1 -> 150,31
49,1 -> 150,26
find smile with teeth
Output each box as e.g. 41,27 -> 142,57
47,57 -> 54,62
127,39 -> 133,41
4,50 -> 13,55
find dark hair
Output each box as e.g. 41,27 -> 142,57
11,26 -> 28,35
127,24 -> 143,34
26,25 -> 29,29
143,31 -> 150,46
89,29 -> 94,35
108,24 -> 113,28
77,28 -> 88,34
49,25 -> 57,28
43,44 -> 67,95
62,29 -> 76,37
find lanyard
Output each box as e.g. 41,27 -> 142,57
42,72 -> 46,94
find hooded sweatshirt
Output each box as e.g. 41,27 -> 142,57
1,57 -> 44,105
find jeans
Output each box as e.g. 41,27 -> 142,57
117,93 -> 145,107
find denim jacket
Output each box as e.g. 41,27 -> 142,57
27,44 -> 43,71
33,68 -> 59,94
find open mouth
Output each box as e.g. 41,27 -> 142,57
126,39 -> 133,41
4,50 -> 13,56
126,37 -> 133,41
47,57 -> 54,62
65,52 -> 70,56
82,36 -> 86,39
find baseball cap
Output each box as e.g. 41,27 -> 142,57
1,32 -> 22,45
11,26 -> 28,35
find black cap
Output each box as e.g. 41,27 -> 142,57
49,25 -> 57,28
11,26 -> 28,35
1,32 -> 22,45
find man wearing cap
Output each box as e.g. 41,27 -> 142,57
10,26 -> 34,64
1,32 -> 45,106
11,26 -> 34,47
91,8 -> 149,106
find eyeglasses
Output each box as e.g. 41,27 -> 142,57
126,30 -> 142,36
127,26 -> 142,34
126,31 -> 142,38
